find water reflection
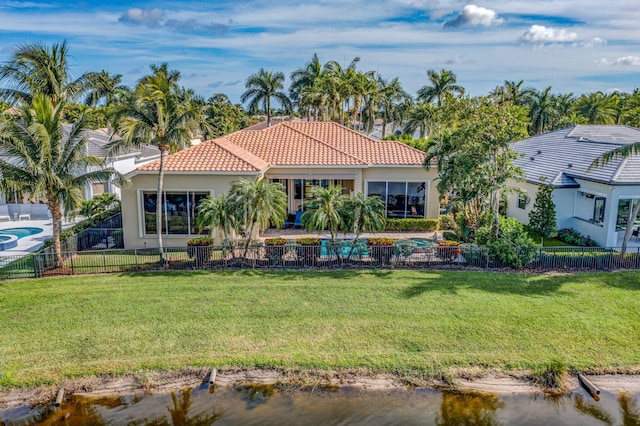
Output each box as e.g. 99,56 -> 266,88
620,393 -> 640,426
1,384 -> 640,425
436,391 -> 504,426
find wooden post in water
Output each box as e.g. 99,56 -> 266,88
578,374 -> 600,400
54,389 -> 65,407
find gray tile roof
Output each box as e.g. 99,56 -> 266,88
62,124 -> 160,160
512,125 -> 640,187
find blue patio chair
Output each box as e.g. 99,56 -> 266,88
293,210 -> 303,228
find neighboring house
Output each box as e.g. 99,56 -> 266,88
506,125 -> 640,248
0,126 -> 160,219
121,121 -> 438,249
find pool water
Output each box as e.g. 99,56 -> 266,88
0,227 -> 43,239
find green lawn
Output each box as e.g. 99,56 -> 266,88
1,270 -> 639,387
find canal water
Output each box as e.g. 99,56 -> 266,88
1,384 -> 639,425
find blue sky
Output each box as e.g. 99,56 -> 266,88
0,0 -> 638,104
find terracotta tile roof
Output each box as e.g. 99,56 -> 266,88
280,122 -> 427,165
136,138 -> 269,173
134,121 -> 426,173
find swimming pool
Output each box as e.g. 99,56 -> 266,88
0,227 -> 43,239
0,227 -> 43,251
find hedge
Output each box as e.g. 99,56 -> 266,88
384,218 -> 439,232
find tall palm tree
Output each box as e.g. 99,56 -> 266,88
528,86 -> 556,134
228,178 -> 287,256
0,96 -> 118,266
84,70 -> 129,107
0,41 -> 98,107
417,69 -> 464,107
290,53 -> 323,119
241,68 -> 291,127
343,192 -> 385,241
362,76 -> 408,134
301,185 -> 349,243
490,80 -> 534,106
404,101 -> 435,139
573,92 -> 617,124
323,57 -> 360,125
107,63 -> 208,260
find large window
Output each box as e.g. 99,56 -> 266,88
593,197 -> 606,224
616,199 -> 640,231
142,191 -> 209,236
367,181 -> 426,218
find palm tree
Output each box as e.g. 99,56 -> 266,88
573,92 -> 617,124
0,96 -> 118,266
241,69 -> 292,127
528,86 -> 556,134
107,63 -> 208,260
84,70 -> 129,107
404,101 -> 435,139
490,80 -> 534,106
228,178 -> 287,256
323,57 -> 360,125
417,69 -> 464,107
301,185 -> 349,243
0,41 -> 98,107
290,54 -> 323,120
362,76 -> 408,134
195,194 -> 237,242
343,192 -> 386,243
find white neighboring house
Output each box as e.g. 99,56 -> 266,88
506,125 -> 640,248
0,126 -> 160,220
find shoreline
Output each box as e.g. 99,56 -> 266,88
3,367 -> 640,409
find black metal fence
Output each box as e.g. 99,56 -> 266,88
2,243 -> 640,280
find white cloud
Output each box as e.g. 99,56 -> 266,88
444,5 -> 504,28
519,25 -> 578,43
579,37 -> 607,48
596,56 -> 640,66
119,8 -> 164,26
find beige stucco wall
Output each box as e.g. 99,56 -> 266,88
121,172 -> 257,249
122,165 -> 440,249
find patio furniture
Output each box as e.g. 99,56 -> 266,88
18,204 -> 31,221
0,205 -> 10,222
284,211 -> 304,229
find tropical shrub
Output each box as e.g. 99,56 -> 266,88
295,237 -> 321,245
264,237 -> 287,246
438,214 -> 456,231
385,218 -> 438,231
556,228 -> 598,247
187,237 -> 213,246
366,237 -> 395,246
488,217 -> 538,268
528,184 -> 557,238
395,239 -> 417,259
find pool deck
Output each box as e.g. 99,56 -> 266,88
0,219 -> 78,257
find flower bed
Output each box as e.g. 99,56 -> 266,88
367,238 -> 395,265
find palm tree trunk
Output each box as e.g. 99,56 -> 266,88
382,121 -> 387,138
48,201 -> 63,268
156,146 -> 167,262
266,97 -> 271,127
621,200 -> 640,256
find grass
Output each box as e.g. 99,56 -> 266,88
1,269 -> 639,388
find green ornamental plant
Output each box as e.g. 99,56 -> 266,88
366,237 -> 395,246
264,237 -> 287,246
296,237 -> 321,245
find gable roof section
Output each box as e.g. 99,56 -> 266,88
282,121 -> 427,165
512,125 -> 640,187
134,121 -> 427,174
136,138 -> 269,173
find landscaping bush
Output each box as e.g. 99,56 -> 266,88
385,218 -> 438,232
438,214 -> 456,231
394,239 -> 417,260
442,231 -> 459,241
295,237 -> 321,245
557,228 -> 598,247
186,237 -> 214,262
264,237 -> 287,246
488,217 -> 538,268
